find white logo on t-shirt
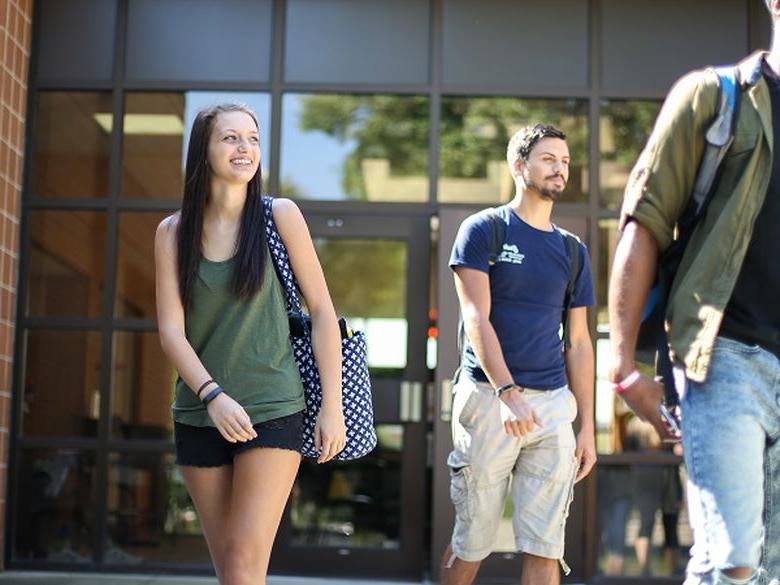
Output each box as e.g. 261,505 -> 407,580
497,243 -> 525,265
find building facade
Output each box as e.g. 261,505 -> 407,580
0,0 -> 771,583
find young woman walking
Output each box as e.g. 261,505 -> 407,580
155,103 -> 345,585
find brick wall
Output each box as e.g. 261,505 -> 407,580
0,0 -> 32,567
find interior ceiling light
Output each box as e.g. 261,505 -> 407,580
93,113 -> 184,135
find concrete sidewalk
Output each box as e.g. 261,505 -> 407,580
0,573 -> 431,585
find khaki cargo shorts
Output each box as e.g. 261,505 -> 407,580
447,376 -> 578,569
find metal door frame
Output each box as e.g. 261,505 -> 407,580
270,211 -> 432,581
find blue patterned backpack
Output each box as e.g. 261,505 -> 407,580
262,196 -> 377,460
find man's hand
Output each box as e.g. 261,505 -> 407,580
574,428 -> 597,482
499,389 -> 543,436
616,374 -> 677,441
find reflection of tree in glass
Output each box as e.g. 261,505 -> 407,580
599,100 -> 662,209
299,95 -> 590,200
313,239 -> 406,319
300,95 -> 429,199
600,100 -> 662,165
440,97 -> 588,180
438,97 -> 590,202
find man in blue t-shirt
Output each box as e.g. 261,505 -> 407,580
440,124 -> 596,585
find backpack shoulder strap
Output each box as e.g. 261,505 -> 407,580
456,204 -> 510,363
554,226 -> 584,351
484,204 -> 511,265
690,65 -> 741,216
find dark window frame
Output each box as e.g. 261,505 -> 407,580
11,0 -> 760,580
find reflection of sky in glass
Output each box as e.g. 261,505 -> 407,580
182,92 -> 271,179
280,94 -> 356,200
596,338 -> 616,452
349,318 -> 407,369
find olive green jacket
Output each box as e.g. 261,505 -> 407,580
620,51 -> 770,382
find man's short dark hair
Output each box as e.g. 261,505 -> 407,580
506,124 -> 567,170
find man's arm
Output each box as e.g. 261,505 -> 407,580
564,306 -> 596,481
607,70 -> 718,441
608,220 -> 674,440
454,267 -> 542,436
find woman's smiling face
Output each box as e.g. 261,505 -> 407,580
207,110 -> 261,185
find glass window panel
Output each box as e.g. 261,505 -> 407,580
596,336 -> 663,454
314,238 -> 407,374
427,220 -> 439,372
27,211 -> 107,318
597,218 -> 619,331
285,0 -> 429,84
281,94 -> 429,202
111,332 -> 176,441
443,0 -> 588,88
22,330 -> 102,438
597,464 -> 691,577
120,92 -> 271,200
600,0 -> 747,92
596,338 -> 623,454
13,449 -> 97,562
600,100 -> 662,210
116,212 -> 168,318
290,424 -> 403,549
105,452 -> 210,565
31,92 -> 113,199
438,97 -> 588,204
125,0 -> 271,83
35,0 -> 116,82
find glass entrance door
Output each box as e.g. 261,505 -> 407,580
431,207 -> 591,583
270,211 -> 431,581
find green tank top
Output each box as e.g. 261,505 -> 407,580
172,248 -> 305,427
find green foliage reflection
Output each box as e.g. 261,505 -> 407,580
599,100 -> 662,209
439,97 -> 589,203
299,95 -> 429,200
314,238 -> 406,319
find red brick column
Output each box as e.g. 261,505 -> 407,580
0,0 -> 32,566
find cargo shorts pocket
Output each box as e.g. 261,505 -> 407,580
450,466 -> 472,522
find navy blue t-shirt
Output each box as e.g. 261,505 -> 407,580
449,209 -> 595,390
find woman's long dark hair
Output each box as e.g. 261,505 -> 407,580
177,103 -> 267,312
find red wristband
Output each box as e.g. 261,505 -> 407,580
613,369 -> 640,394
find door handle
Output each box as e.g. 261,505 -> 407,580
400,381 -> 423,422
440,379 -> 453,422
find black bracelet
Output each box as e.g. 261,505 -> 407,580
196,379 -> 217,399
201,386 -> 224,406
494,383 -> 522,398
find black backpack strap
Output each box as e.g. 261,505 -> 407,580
486,204 -> 510,265
555,226 -> 584,352
456,205 -> 510,365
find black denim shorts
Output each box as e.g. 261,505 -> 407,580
174,411 -> 303,467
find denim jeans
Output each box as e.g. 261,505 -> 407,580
676,336 -> 780,585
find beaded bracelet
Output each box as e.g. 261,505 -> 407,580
196,379 -> 217,400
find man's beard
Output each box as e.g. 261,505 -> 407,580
523,170 -> 566,201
